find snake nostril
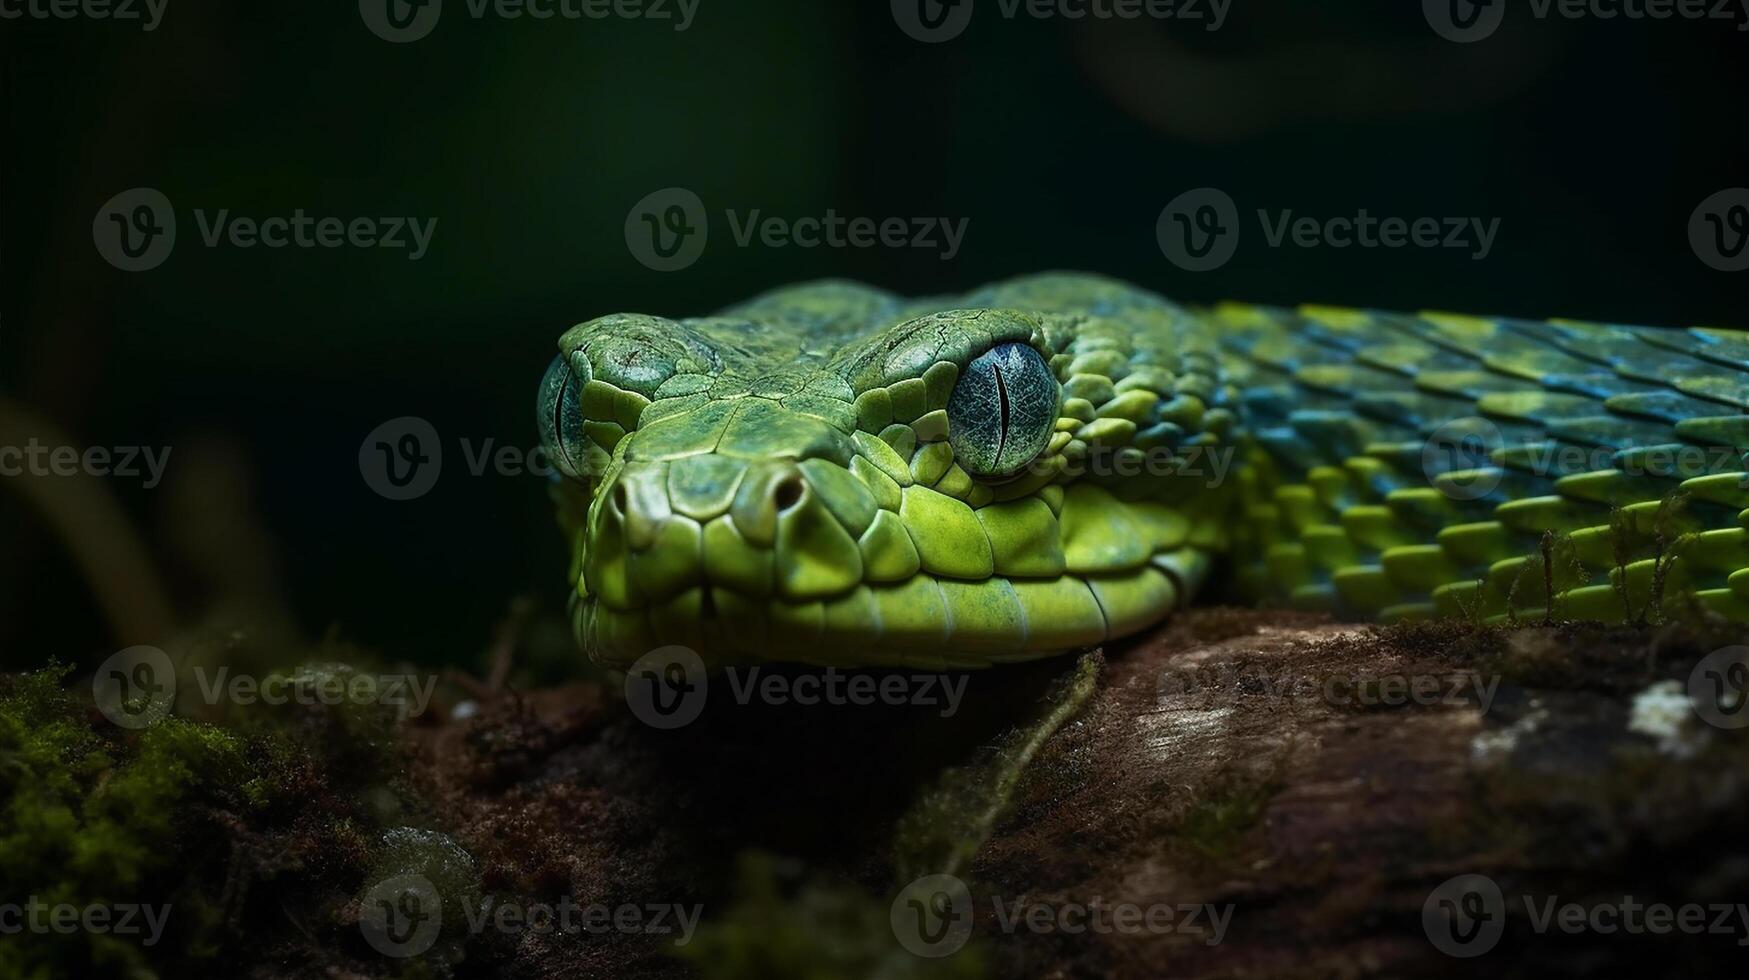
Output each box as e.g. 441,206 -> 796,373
773,475 -> 805,512
611,483 -> 628,516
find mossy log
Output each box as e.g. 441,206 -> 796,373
5,610 -> 1748,978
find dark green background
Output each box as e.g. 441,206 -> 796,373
3,0 -> 1745,669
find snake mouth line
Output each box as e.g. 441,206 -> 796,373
576,557 -> 1202,670
570,443 -> 1220,669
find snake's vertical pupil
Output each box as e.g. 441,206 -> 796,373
946,342 -> 1059,479
537,355 -> 587,480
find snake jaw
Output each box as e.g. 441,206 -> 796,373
572,442 -> 1216,670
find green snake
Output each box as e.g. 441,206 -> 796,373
537,273 -> 1749,669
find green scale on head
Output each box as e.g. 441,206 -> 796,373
540,273 -> 1749,669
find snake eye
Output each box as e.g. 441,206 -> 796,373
538,355 -> 589,480
946,342 -> 1059,479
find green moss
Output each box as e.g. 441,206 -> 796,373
1172,776 -> 1280,863
895,651 -> 1101,881
0,655 -> 452,978
0,663 -> 252,979
678,853 -> 986,980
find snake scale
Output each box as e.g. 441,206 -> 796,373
538,273 -> 1749,669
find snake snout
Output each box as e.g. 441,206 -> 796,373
588,455 -> 855,612
606,456 -> 807,547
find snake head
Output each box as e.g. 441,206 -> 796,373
540,276 -> 1233,669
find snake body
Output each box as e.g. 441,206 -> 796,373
539,274 -> 1749,669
